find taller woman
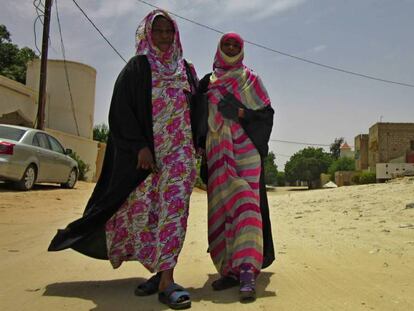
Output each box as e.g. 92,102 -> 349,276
49,10 -> 200,310
199,32 -> 275,302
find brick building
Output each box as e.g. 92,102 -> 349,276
354,134 -> 369,170
355,123 -> 414,172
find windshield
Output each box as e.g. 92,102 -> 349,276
0,126 -> 26,141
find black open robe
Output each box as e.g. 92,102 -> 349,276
198,74 -> 276,269
48,55 -> 204,259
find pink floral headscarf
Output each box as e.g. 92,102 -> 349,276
135,9 -> 187,84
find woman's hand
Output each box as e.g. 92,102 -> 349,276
218,94 -> 245,122
137,147 -> 158,172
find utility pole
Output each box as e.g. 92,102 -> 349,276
36,0 -> 53,130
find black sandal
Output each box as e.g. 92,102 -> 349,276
134,273 -> 161,296
158,283 -> 191,310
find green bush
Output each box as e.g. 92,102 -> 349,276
328,157 -> 355,180
69,151 -> 90,181
276,171 -> 286,186
351,172 -> 361,184
358,172 -> 376,184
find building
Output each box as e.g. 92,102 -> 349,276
339,141 -> 354,159
355,122 -> 414,172
354,134 -> 369,170
0,59 -> 99,181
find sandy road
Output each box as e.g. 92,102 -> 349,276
0,179 -> 413,310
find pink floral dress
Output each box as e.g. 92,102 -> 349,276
105,77 -> 196,272
105,10 -> 197,273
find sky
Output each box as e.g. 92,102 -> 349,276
2,0 -> 414,169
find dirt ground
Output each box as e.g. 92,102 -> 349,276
0,178 -> 413,311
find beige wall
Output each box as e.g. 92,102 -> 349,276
369,123 -> 414,171
93,142 -> 106,182
26,59 -> 96,139
355,134 -> 369,171
0,75 -> 37,126
46,128 -> 98,181
335,171 -> 355,187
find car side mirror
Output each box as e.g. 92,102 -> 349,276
65,148 -> 73,155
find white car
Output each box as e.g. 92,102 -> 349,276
0,124 -> 78,190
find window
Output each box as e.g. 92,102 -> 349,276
47,135 -> 65,154
0,126 -> 25,141
34,133 -> 51,150
32,135 -> 40,147
411,140 -> 414,151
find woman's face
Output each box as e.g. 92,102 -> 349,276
151,16 -> 175,52
220,38 -> 242,57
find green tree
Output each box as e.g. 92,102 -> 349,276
0,25 -> 37,84
93,123 -> 109,143
285,147 -> 333,189
276,171 -> 286,186
264,151 -> 278,185
328,157 -> 355,180
330,137 -> 344,160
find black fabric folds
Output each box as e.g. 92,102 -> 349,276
48,55 -> 203,259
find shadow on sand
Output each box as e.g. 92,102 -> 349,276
0,182 -> 73,192
44,272 -> 276,310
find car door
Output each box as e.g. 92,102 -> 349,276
31,133 -> 56,182
46,134 -> 72,182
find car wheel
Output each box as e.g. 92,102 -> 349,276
16,164 -> 37,191
61,168 -> 78,189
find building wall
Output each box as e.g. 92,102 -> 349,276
0,75 -> 37,126
26,59 -> 96,140
354,134 -> 369,171
93,142 -> 106,182
46,128 -> 98,181
335,171 -> 355,187
340,149 -> 354,159
369,123 -> 414,171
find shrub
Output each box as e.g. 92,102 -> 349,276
358,172 -> 376,184
352,172 -> 361,184
328,157 -> 355,180
276,171 -> 286,186
69,151 -> 90,181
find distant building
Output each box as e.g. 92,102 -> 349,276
339,141 -> 354,159
354,134 -> 369,170
355,122 -> 414,172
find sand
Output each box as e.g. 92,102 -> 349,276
0,178 -> 413,311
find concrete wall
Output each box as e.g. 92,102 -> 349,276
93,142 -> 106,182
354,134 -> 369,170
335,171 -> 355,187
26,59 -> 96,139
320,173 -> 331,186
369,123 -> 414,171
46,128 -> 98,181
0,75 -> 37,126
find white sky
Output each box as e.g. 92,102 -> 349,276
2,0 -> 414,169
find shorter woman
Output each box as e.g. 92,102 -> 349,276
199,33 -> 275,302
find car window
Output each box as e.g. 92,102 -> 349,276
0,126 -> 26,141
47,135 -> 65,154
32,135 -> 40,147
34,133 -> 51,150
